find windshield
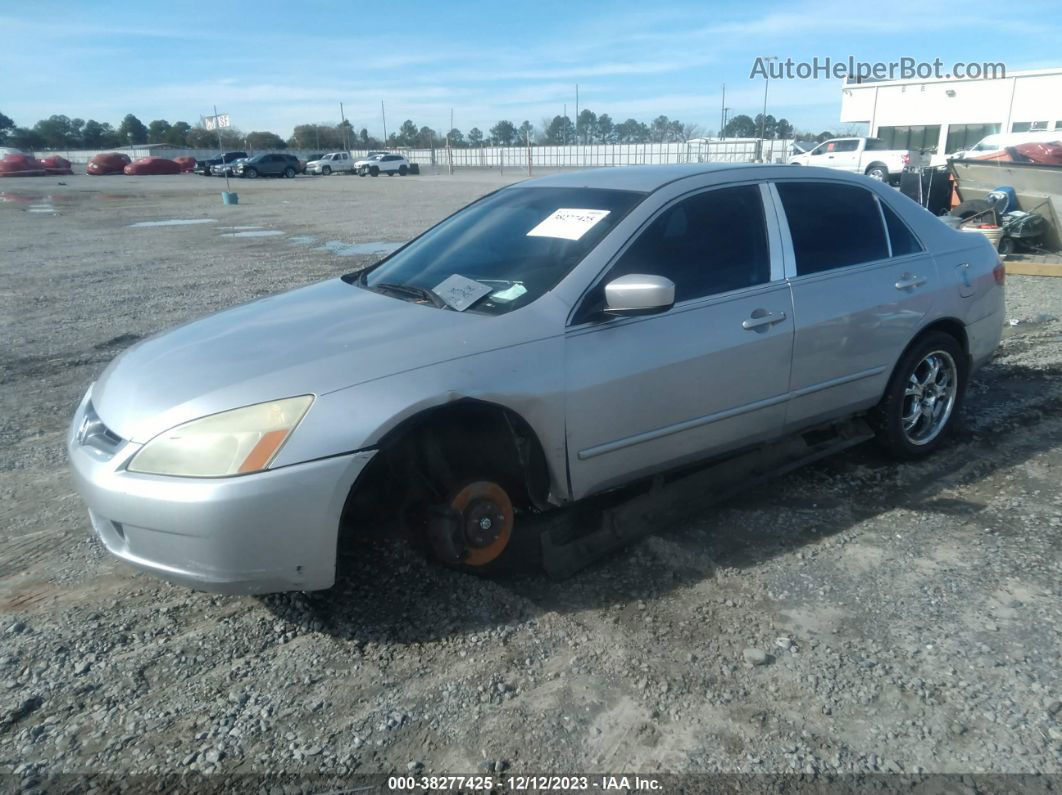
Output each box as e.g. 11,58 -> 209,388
360,186 -> 644,314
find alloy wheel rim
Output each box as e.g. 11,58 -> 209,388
901,350 -> 958,445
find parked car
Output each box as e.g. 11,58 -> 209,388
789,137 -> 926,183
0,153 -> 46,177
123,157 -> 181,176
300,153 -> 324,173
68,164 -> 1004,594
951,130 -> 1062,160
173,156 -> 197,173
193,151 -> 247,176
86,152 -> 131,175
211,158 -> 247,177
355,152 -> 412,176
38,155 -> 73,175
234,153 -> 301,179
304,152 -> 357,175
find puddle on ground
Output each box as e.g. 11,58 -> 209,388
315,240 -> 402,256
220,230 -> 285,238
287,235 -> 317,246
129,218 -> 217,227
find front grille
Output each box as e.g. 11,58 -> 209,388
79,402 -> 124,455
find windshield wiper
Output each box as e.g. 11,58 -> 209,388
372,282 -> 449,309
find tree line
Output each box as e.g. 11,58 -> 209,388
0,107 -> 841,153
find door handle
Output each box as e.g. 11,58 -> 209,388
742,311 -> 787,330
895,274 -> 927,290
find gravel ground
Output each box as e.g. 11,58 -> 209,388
0,172 -> 1060,788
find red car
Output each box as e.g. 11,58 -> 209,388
123,157 -> 181,176
0,153 -> 46,177
173,156 -> 197,173
39,155 -> 74,175
87,152 -> 132,175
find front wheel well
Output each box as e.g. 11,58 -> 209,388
341,400 -> 552,532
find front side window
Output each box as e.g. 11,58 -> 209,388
360,187 -> 644,315
575,184 -> 770,321
776,182 -> 888,275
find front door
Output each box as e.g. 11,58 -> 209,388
564,183 -> 795,499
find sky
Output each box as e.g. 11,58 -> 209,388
2,0 -> 1060,139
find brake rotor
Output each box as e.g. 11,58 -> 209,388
449,481 -> 513,566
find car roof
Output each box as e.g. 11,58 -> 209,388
517,163 -> 799,193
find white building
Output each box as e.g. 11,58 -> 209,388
840,67 -> 1062,160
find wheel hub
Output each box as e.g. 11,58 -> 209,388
448,481 -> 514,566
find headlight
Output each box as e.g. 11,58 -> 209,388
127,396 -> 314,477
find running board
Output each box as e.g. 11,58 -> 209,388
540,418 -> 875,580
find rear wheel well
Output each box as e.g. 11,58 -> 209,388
887,319 -> 970,390
341,400 -> 552,533
865,161 -> 888,174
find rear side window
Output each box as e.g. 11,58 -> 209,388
776,182 -> 888,275
881,202 -> 923,256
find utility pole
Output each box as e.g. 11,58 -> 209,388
575,83 -> 579,144
722,108 -> 731,140
757,56 -> 778,162
381,100 -> 388,147
448,107 -> 454,175
563,103 -> 567,145
339,102 -> 347,150
720,84 -> 726,139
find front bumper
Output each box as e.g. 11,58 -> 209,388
67,393 -> 376,594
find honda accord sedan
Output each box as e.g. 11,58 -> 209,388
68,164 -> 1004,593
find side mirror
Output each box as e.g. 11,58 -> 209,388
604,274 -> 675,316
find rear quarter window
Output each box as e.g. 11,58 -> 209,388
777,182 -> 889,275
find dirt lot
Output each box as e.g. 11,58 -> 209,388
0,171 -> 1060,787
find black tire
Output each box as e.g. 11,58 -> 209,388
322,165 -> 331,175
998,236 -> 1015,256
950,198 -> 994,222
369,166 -> 379,177
283,167 -> 295,178
358,171 -> 366,177
865,163 -> 889,182
869,331 -> 967,460
387,170 -> 395,177
398,164 -> 408,176
244,167 -> 258,179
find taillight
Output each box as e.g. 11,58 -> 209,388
901,152 -> 910,166
993,258 -> 1005,285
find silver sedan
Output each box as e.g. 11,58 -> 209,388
68,164 -> 1004,593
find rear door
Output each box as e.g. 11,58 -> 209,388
771,179 -> 936,431
564,182 -> 794,498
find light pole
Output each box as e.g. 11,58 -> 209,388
758,56 -> 778,162
722,107 -> 732,140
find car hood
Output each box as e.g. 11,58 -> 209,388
91,278 -> 507,444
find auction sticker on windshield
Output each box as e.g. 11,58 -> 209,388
527,208 -> 611,241
432,274 -> 492,311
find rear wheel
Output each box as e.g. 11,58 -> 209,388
865,163 -> 888,181
870,332 -> 966,459
283,167 -> 295,178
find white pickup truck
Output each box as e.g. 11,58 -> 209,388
304,152 -> 358,175
789,137 -> 926,184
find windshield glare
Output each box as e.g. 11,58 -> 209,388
362,186 -> 644,314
